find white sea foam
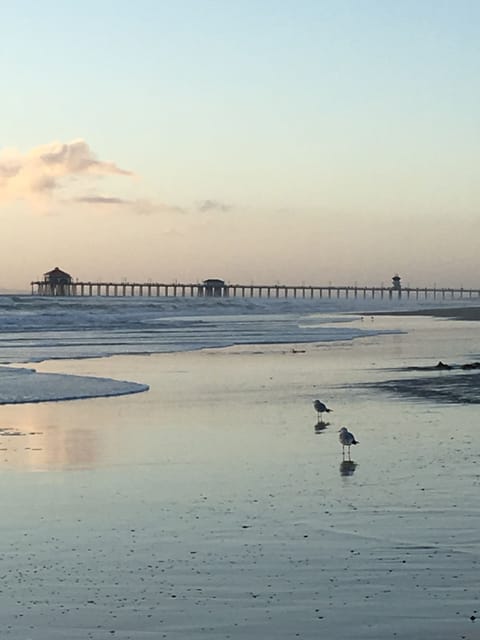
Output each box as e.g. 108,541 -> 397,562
0,293 -> 477,404
0,365 -> 148,404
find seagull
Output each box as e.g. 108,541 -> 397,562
313,399 -> 332,420
338,427 -> 359,458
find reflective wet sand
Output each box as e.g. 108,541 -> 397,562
0,315 -> 479,639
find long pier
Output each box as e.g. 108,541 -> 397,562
30,280 -> 480,301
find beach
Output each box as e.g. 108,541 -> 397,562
0,311 -> 479,639
376,305 -> 480,321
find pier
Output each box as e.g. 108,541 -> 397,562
30,279 -> 480,301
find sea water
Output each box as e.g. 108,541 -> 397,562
0,294 -> 475,403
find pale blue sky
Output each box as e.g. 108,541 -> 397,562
1,1 -> 479,289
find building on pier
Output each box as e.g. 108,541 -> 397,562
392,274 -> 401,290
42,267 -> 73,296
202,278 -> 227,297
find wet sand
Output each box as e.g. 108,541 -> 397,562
0,314 -> 479,639
375,305 -> 480,321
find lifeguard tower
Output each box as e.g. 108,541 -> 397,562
391,274 -> 402,298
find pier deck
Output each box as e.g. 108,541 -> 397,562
30,280 -> 480,301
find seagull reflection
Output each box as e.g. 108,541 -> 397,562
339,460 -> 357,476
314,420 -> 329,434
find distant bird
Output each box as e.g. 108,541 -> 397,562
338,427 -> 359,458
313,399 -> 332,420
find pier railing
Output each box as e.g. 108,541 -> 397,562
30,280 -> 480,301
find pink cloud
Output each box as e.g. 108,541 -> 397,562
0,139 -> 133,208
0,140 -> 230,218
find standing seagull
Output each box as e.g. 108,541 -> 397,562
338,427 -> 359,458
313,399 -> 332,421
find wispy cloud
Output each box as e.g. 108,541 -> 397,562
0,139 -> 133,209
74,195 -> 130,205
196,199 -> 232,213
39,142 -> 132,176
74,195 -> 186,216
0,139 -> 231,218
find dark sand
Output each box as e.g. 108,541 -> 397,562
364,306 -> 480,404
356,370 -> 480,404
374,305 -> 480,321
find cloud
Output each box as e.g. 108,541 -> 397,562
196,199 -> 232,213
74,195 -> 186,216
74,195 -> 130,205
1,139 -> 217,218
0,139 -> 133,208
39,141 -> 132,176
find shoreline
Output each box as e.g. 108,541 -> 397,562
355,308 -> 480,403
371,305 -> 480,321
355,370 -> 480,404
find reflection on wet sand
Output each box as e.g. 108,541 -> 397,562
6,403 -> 102,471
314,420 -> 329,434
339,460 -> 357,476
43,425 -> 99,471
0,416 -> 100,471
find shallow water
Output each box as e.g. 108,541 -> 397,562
0,315 -> 479,639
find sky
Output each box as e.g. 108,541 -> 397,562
1,0 -> 479,291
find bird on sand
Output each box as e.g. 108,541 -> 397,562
313,399 -> 332,420
338,427 -> 359,458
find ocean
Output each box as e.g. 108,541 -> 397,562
1,292 -> 475,405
